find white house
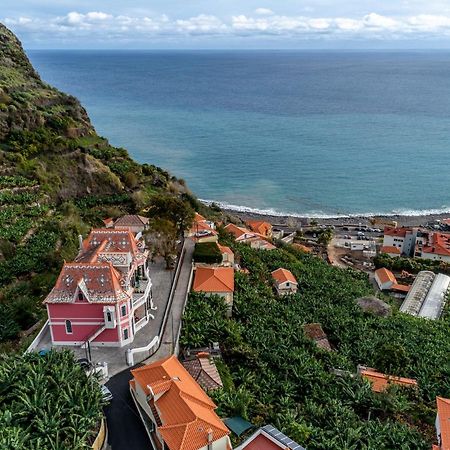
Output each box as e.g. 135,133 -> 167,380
271,268 -> 298,296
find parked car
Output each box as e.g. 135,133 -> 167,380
101,385 -> 113,403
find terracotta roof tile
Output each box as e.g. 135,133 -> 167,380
375,268 -> 397,285
422,233 -> 450,257
271,268 -> 297,284
217,244 -> 234,256
224,223 -> 262,241
131,356 -> 229,450
193,267 -> 234,293
384,227 -> 411,237
380,245 -> 401,254
246,220 -> 272,236
360,368 -> 417,393
437,397 -> 450,450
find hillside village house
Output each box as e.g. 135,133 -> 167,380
45,228 -> 153,347
224,223 -> 276,250
433,397 -> 450,450
192,267 -> 235,316
130,355 -> 231,450
182,351 -> 223,391
246,220 -> 273,238
379,245 -> 401,257
104,214 -> 150,234
188,213 -> 218,243
218,244 -> 234,266
358,366 -> 417,393
224,223 -> 261,243
416,232 -> 450,263
382,227 -> 422,257
271,268 -> 298,296
374,268 -> 410,294
235,424 -> 306,450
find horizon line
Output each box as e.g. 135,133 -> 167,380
26,47 -> 450,52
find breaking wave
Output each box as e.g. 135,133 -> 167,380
199,199 -> 450,219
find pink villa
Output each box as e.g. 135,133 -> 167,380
44,228 -> 154,347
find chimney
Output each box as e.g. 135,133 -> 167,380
78,235 -> 83,252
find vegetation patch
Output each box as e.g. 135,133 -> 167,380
193,242 -> 222,265
0,350 -> 104,449
181,239 -> 448,449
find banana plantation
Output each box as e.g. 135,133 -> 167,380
181,239 -> 450,450
0,350 -> 104,449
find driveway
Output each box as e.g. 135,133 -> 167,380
105,239 -> 194,449
104,368 -> 151,450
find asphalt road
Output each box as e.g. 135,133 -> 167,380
104,368 -> 152,450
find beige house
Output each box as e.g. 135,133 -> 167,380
192,267 -> 235,316
271,268 -> 298,296
218,244 -> 234,266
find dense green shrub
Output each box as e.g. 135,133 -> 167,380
181,243 -> 447,449
193,242 -> 222,264
0,350 -> 104,448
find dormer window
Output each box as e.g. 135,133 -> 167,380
78,292 -> 83,301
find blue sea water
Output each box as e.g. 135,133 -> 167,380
28,50 -> 450,217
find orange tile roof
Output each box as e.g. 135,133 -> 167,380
271,268 -> 297,284
437,397 -> 450,450
224,223 -> 261,240
293,243 -> 312,253
380,245 -> 401,255
375,268 -> 397,285
384,227 -> 411,237
217,244 -> 234,256
360,368 -> 417,393
422,233 -> 450,257
194,212 -> 206,223
391,283 -> 410,293
193,267 -> 234,293
131,356 -> 229,450
246,220 -> 272,236
191,221 -> 218,235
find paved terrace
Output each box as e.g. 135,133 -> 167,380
36,256 -> 174,377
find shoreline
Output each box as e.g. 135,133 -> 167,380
217,206 -> 449,228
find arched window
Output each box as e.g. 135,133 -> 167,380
106,311 -> 112,322
65,320 -> 72,334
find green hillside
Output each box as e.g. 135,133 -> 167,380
0,23 -> 198,349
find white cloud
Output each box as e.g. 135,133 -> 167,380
4,10 -> 450,43
255,8 -> 274,16
176,14 -> 227,34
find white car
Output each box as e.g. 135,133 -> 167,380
101,385 -> 113,403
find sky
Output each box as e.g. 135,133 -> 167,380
3,0 -> 450,49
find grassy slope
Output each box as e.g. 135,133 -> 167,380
0,23 -> 200,349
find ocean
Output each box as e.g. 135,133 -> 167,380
28,50 -> 450,218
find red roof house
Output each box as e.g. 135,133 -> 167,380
45,227 -> 152,347
130,355 -> 231,450
359,367 -> 417,393
193,267 -> 235,316
435,397 -> 450,450
271,268 -> 298,296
